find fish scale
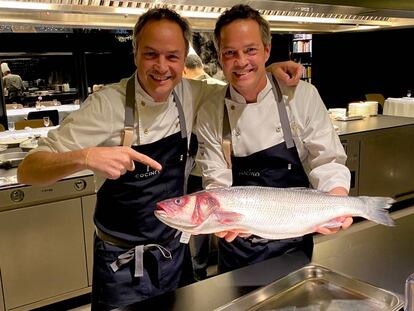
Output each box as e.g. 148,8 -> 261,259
155,186 -> 395,239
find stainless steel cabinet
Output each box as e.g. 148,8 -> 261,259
340,123 -> 414,200
82,194 -> 96,287
0,198 -> 89,310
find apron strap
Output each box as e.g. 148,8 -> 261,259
222,86 -> 233,169
172,90 -> 187,140
267,72 -> 295,149
123,75 -> 187,147
110,244 -> 173,278
123,74 -> 136,147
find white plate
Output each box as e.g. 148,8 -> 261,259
0,137 -> 29,146
19,139 -> 38,150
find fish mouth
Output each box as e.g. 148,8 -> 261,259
154,210 -> 199,231
156,202 -> 176,217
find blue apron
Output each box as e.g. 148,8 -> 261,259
218,73 -> 313,273
92,75 -> 194,310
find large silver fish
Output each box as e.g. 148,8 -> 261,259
155,186 -> 395,239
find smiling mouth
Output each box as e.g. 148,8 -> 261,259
233,68 -> 254,78
150,74 -> 172,81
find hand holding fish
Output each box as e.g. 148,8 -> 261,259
84,146 -> 162,179
315,186 -> 353,235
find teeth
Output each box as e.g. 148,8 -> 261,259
152,75 -> 170,81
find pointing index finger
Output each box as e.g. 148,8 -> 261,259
128,149 -> 162,171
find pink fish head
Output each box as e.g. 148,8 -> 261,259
155,191 -> 223,231
155,194 -> 200,231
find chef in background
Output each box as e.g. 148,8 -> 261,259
196,4 -> 352,273
1,62 -> 24,103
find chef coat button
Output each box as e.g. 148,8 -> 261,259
141,102 -> 146,107
235,130 -> 241,137
276,127 -> 281,132
144,128 -> 149,134
231,105 -> 235,110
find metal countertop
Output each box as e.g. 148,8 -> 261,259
334,114 -> 414,136
117,206 -> 414,311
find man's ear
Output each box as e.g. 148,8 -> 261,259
264,44 -> 271,63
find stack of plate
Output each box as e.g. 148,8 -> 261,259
328,108 -> 347,119
348,102 -> 370,117
365,101 -> 379,116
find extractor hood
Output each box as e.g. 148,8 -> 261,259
0,0 -> 414,32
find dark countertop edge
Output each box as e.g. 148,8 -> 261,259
335,115 -> 414,136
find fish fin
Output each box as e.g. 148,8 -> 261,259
360,196 -> 395,226
192,192 -> 220,224
214,211 -> 243,224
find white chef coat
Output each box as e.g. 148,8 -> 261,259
34,74 -> 221,153
32,73 -> 223,188
196,77 -> 350,192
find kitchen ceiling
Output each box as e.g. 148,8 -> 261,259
0,0 -> 414,32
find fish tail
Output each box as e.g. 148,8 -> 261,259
360,196 -> 395,226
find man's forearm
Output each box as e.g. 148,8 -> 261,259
17,149 -> 87,186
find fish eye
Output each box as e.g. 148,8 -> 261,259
174,199 -> 182,205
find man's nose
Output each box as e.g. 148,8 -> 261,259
234,51 -> 248,66
154,55 -> 168,71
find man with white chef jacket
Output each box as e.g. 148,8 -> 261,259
17,7 -> 303,310
196,5 -> 352,273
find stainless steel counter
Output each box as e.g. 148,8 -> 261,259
118,206 -> 414,310
313,205 -> 414,296
334,114 -> 414,136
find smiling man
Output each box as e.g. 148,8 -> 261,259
196,5 -> 352,274
17,7 -> 303,310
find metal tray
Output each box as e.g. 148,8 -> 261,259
215,265 -> 404,311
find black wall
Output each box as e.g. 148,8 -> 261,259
0,30 -> 135,86
312,28 -> 414,108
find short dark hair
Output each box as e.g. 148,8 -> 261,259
214,5 -> 271,51
185,54 -> 204,70
133,8 -> 192,55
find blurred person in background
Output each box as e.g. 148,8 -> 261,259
183,54 -> 225,85
196,4 -> 352,274
1,62 -> 24,103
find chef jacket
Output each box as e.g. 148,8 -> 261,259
196,77 -> 350,192
32,74 -> 222,187
3,74 -> 24,96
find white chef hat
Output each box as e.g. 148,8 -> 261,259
1,62 -> 10,74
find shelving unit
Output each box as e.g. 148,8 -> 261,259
291,34 -> 312,83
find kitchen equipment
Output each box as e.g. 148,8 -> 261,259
406,273 -> 414,311
0,152 -> 27,169
215,264 -> 404,311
